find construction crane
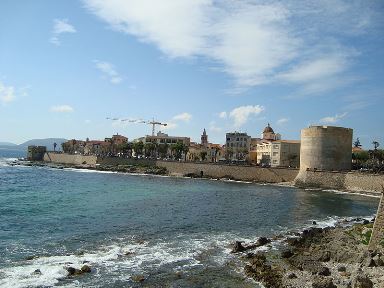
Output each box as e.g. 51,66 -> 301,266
106,117 -> 167,136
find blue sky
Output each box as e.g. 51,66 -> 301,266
1,0 -> 383,148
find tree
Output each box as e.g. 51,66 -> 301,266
373,141 -> 380,150
157,143 -> 169,158
144,142 -> 156,158
200,151 -> 207,161
353,138 -> 362,148
225,147 -> 233,160
172,142 -> 185,160
133,141 -> 144,158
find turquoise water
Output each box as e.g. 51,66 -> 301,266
0,151 -> 379,287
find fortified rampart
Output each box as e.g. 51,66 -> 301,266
369,192 -> 384,251
43,152 -> 97,166
43,153 -> 384,193
300,126 -> 353,171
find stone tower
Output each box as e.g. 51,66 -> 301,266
201,128 -> 208,147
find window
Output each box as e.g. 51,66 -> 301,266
273,145 -> 279,149
273,160 -> 278,164
273,152 -> 278,156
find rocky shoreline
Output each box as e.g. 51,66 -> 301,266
232,218 -> 384,288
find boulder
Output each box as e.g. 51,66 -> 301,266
287,272 -> 297,279
232,241 -> 246,253
256,237 -> 271,247
318,267 -> 331,276
131,274 -> 145,282
66,267 -> 82,276
352,274 -> 373,288
312,276 -> 337,288
32,269 -> 42,275
281,250 -> 294,258
338,266 -> 347,272
81,265 -> 91,273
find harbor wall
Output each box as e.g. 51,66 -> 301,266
295,170 -> 384,193
43,153 -> 383,193
43,152 -> 97,165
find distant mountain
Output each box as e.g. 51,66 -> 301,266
0,138 -> 67,151
0,142 -> 17,146
18,138 -> 67,151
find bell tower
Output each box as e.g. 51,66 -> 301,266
201,128 -> 208,147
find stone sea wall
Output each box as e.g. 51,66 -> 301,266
295,170 -> 384,193
43,153 -> 384,192
44,152 -> 97,166
155,161 -> 299,182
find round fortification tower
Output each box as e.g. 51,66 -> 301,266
300,126 -> 353,171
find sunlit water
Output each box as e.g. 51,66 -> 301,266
0,150 -> 379,287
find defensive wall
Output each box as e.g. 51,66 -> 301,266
43,152 -> 383,193
295,170 -> 384,193
43,152 -> 97,166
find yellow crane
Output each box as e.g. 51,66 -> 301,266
106,117 -> 167,136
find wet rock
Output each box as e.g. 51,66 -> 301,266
81,265 -> 91,273
26,255 -> 38,260
256,237 -> 271,247
131,274 -> 145,282
352,274 -> 373,288
232,241 -> 246,253
66,267 -> 82,276
363,219 -> 370,225
313,221 -> 317,225
312,276 -> 337,288
281,249 -> 294,258
318,266 -> 331,276
32,269 -> 42,275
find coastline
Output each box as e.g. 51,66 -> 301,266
232,217 -> 384,288
14,159 -> 382,198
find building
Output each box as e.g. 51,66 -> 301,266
261,123 -> 281,141
300,125 -> 353,171
105,134 -> 128,145
137,131 -> 190,146
225,132 -> 251,160
255,124 -> 300,167
186,130 -> 224,162
27,146 -> 46,161
201,128 -> 208,147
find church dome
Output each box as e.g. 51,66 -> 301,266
263,123 -> 274,133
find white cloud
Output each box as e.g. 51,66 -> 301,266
320,112 -> 347,124
94,60 -> 123,84
50,19 -> 76,46
50,105 -> 74,113
0,81 -> 15,105
219,111 -> 227,119
277,118 -> 289,125
173,112 -> 192,122
83,0 -> 376,92
209,121 -> 222,133
229,105 -> 264,128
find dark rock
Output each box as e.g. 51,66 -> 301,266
313,221 -> 317,225
287,273 -> 297,279
131,274 -> 145,282
80,265 -> 91,273
232,241 -> 246,253
26,255 -> 37,260
338,266 -> 347,272
352,274 -> 373,288
256,237 -> 271,247
318,267 -> 331,276
363,220 -> 370,225
281,249 -> 294,258
365,258 -> 377,267
82,260 -> 90,264
32,269 -> 42,275
312,276 -> 337,288
66,267 -> 82,276
319,251 -> 331,262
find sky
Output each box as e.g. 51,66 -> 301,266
1,0 -> 383,148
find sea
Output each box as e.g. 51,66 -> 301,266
0,149 -> 380,288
